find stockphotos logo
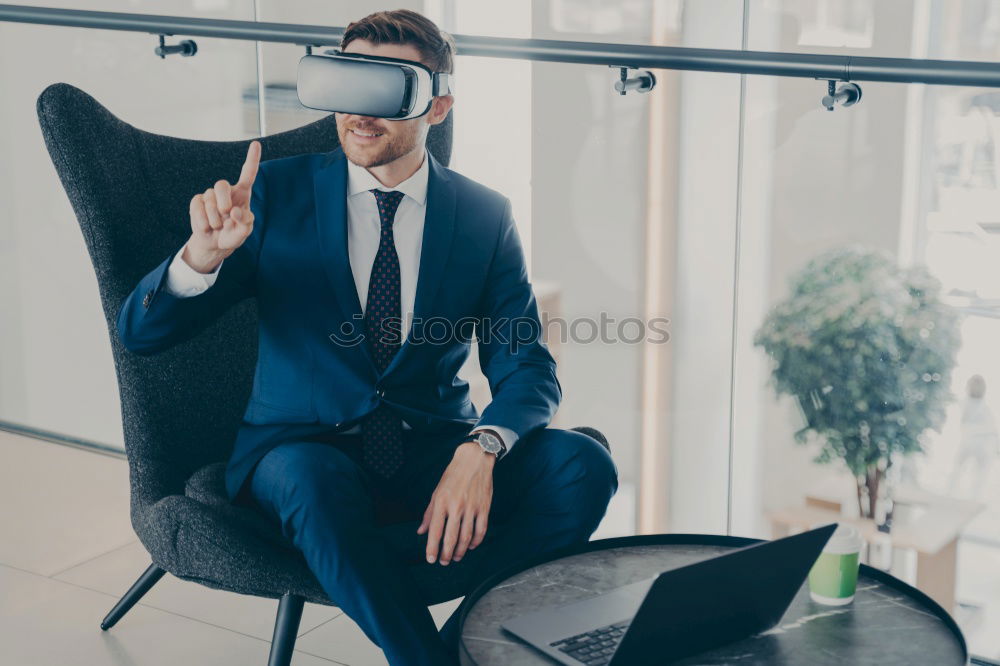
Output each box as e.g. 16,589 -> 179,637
328,313 -> 671,352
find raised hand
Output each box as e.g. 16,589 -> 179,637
181,140 -> 261,273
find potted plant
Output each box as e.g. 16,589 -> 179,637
753,246 -> 960,521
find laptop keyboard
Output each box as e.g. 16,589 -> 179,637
550,619 -> 630,665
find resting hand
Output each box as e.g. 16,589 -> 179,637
417,441 -> 495,565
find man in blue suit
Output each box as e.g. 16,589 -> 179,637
117,9 -> 617,665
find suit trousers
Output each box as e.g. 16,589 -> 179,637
239,422 -> 619,666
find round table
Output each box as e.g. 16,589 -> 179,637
455,534 -> 968,665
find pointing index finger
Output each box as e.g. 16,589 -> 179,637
237,140 -> 261,188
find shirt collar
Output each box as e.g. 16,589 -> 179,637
346,149 -> 428,206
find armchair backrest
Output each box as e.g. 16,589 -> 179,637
36,83 -> 453,510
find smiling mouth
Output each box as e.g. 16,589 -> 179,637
351,128 -> 384,139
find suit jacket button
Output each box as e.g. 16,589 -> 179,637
142,291 -> 152,308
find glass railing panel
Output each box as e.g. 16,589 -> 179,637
734,0 -> 1000,656
0,1 -> 260,449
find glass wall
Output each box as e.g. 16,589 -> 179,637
731,0 -> 1000,657
2,0 -> 999,658
0,1 -> 260,448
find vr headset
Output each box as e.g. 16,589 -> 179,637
297,50 -> 454,120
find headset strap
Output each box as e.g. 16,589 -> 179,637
432,72 -> 454,96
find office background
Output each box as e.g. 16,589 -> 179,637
2,0 -> 999,663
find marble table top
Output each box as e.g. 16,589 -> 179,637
458,537 -> 967,665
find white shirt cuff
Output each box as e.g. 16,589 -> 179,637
164,246 -> 223,297
472,424 -> 519,455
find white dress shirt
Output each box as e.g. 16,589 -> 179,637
164,149 -> 517,454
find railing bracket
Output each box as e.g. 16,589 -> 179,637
820,79 -> 862,111
154,34 -> 197,59
612,66 -> 656,95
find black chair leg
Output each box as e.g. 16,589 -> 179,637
100,562 -> 166,630
268,592 -> 305,666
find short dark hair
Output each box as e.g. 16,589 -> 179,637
341,9 -> 456,75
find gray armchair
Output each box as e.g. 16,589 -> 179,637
36,82 -> 610,665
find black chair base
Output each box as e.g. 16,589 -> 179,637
102,562 -> 305,666
269,592 -> 305,666
100,562 -> 165,630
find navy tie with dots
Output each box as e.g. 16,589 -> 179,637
361,188 -> 407,479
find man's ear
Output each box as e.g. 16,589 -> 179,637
427,94 -> 454,126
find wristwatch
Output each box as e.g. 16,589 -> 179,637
473,430 -> 507,462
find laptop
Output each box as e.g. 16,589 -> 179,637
500,523 -> 837,665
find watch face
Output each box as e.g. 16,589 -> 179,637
478,432 -> 503,453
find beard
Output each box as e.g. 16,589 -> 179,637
337,117 -> 425,168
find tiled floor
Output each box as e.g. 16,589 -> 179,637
0,429 -> 635,665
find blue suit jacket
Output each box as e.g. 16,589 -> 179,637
117,146 -> 561,501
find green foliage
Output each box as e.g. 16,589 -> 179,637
753,246 -> 961,477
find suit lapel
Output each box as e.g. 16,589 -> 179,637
313,148 -> 373,370
313,147 -> 456,377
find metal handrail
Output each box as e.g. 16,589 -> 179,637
2,3 -> 1000,87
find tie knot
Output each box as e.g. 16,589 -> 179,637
370,189 -> 406,225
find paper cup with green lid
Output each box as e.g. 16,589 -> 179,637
807,523 -> 862,606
